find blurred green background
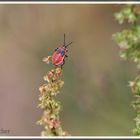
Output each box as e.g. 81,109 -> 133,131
0,4 -> 137,136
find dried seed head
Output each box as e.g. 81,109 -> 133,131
56,67 -> 62,74
38,66 -> 67,135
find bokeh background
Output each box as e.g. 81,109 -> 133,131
0,4 -> 137,136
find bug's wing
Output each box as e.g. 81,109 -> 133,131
52,52 -> 64,65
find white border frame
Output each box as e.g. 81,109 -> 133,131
0,1 -> 140,138
0,1 -> 139,4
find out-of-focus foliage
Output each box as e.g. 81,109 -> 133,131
115,5 -> 138,24
113,4 -> 140,135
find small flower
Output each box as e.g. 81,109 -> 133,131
62,131 -> 69,136
49,119 -> 59,129
44,110 -> 51,117
41,131 -> 47,136
44,71 -> 54,82
51,92 -> 55,96
51,69 -> 55,73
58,80 -> 64,88
129,81 -> 135,87
42,56 -> 51,64
39,85 -> 47,93
43,75 -> 50,82
47,71 -> 54,80
56,67 -> 62,74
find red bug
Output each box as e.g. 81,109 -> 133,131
51,34 -> 72,68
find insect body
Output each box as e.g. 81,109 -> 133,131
51,34 -> 72,68
52,47 -> 67,66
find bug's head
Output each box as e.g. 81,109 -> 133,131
63,34 -> 72,49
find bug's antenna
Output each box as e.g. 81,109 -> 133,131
64,34 -> 66,46
65,42 -> 72,48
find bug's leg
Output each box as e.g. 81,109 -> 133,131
60,60 -> 65,69
65,55 -> 68,58
64,34 -> 66,46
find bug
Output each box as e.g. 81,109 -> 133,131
43,34 -> 72,68
51,34 -> 72,68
